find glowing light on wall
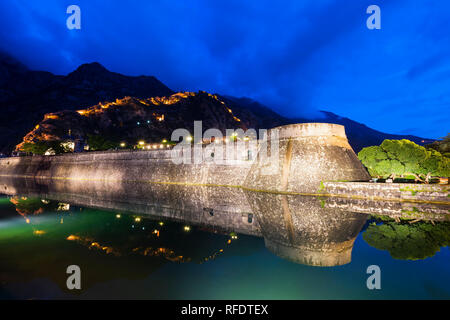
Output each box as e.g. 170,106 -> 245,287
61,141 -> 75,151
44,114 -> 60,120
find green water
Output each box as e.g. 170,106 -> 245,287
0,195 -> 449,299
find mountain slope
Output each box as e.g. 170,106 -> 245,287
220,95 -> 288,129
0,56 -> 433,154
0,58 -> 173,153
221,97 -> 432,152
16,91 -> 251,150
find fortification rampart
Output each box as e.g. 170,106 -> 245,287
322,181 -> 449,203
0,123 -> 448,204
0,146 -> 255,187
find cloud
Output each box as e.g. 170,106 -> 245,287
0,0 -> 448,139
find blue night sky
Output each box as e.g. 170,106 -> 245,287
0,0 -> 449,139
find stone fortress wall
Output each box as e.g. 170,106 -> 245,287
0,138 -> 256,187
0,122 -> 448,203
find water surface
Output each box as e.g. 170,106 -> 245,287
0,178 -> 449,299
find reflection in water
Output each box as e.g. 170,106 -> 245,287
0,177 -> 373,267
9,195 -> 68,220
245,192 -> 367,266
0,201 -> 257,293
0,176 -> 449,298
363,219 -> 450,260
1,177 -> 448,267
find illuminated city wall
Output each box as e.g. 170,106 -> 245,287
0,123 -> 371,193
0,122 -> 447,203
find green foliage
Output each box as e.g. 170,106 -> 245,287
357,146 -> 388,177
426,133 -> 450,154
319,199 -> 325,208
318,181 -> 325,192
20,141 -> 64,155
87,134 -> 118,151
363,221 -> 450,260
358,139 -> 450,182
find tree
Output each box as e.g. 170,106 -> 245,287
358,139 -> 450,183
87,134 -> 118,151
20,141 -> 65,155
363,221 -> 450,260
426,133 -> 450,158
357,146 -> 389,177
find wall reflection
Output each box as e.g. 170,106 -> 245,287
1,176 -> 448,267
244,192 -> 367,266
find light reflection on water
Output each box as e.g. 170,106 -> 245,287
0,178 -> 449,299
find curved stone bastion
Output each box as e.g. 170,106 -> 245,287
0,123 -> 370,194
244,123 -> 371,193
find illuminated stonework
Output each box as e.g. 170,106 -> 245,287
244,123 -> 371,193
